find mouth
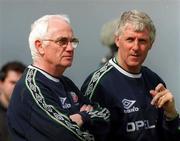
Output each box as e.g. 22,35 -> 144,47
64,56 -> 73,61
64,55 -> 73,58
131,54 -> 139,57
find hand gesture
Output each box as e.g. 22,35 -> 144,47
150,83 -> 178,119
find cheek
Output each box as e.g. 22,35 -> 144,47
118,41 -> 130,50
2,84 -> 10,94
119,45 -> 130,56
6,83 -> 14,91
56,48 -> 65,56
47,48 -> 63,59
142,47 -> 150,55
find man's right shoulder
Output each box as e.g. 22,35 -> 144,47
81,62 -> 113,99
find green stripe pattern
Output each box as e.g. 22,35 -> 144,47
25,68 -> 94,141
85,62 -> 113,100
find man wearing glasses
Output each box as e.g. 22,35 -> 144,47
7,15 -> 109,141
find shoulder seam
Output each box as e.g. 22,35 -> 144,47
85,62 -> 113,100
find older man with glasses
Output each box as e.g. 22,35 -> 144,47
7,14 -> 110,141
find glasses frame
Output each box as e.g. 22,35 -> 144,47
42,37 -> 79,49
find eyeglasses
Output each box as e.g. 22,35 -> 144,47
42,37 -> 79,49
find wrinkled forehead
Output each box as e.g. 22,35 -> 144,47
123,22 -> 149,33
47,18 -> 73,38
119,23 -> 151,40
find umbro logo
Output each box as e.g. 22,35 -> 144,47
59,97 -> 71,109
60,97 -> 66,105
122,99 -> 139,113
122,99 -> 136,109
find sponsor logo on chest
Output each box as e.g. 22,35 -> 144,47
122,99 -> 139,113
127,120 -> 156,132
122,99 -> 156,132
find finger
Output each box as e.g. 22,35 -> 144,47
152,89 -> 171,107
85,106 -> 90,112
69,114 -> 83,127
155,83 -> 166,92
80,104 -> 87,112
85,105 -> 93,112
90,106 -> 93,111
157,95 -> 166,108
151,90 -> 167,105
150,90 -> 156,97
158,94 -> 172,108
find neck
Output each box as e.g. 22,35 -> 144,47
33,60 -> 65,77
115,55 -> 141,74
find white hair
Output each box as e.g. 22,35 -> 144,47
28,14 -> 70,60
115,10 -> 156,45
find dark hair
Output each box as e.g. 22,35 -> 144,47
0,61 -> 26,81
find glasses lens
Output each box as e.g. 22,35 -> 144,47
57,37 -> 69,47
55,37 -> 79,48
71,38 -> 79,48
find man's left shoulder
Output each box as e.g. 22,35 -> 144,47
141,66 -> 165,84
61,76 -> 74,84
142,66 -> 159,76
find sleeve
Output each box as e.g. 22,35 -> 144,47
81,75 -> 111,141
8,80 -> 94,141
143,68 -> 180,140
162,113 -> 180,141
27,86 -> 94,141
61,75 -> 110,141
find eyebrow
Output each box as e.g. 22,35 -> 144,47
56,36 -> 74,40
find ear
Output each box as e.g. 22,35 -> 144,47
114,35 -> 120,48
35,39 -> 45,55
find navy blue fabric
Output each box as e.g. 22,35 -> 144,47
7,66 -> 97,141
81,58 -> 180,141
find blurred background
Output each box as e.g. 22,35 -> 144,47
0,0 -> 180,111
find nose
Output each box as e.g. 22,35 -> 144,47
132,40 -> 139,51
66,42 -> 74,51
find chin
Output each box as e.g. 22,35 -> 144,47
129,60 -> 141,65
67,64 -> 72,67
128,62 -> 141,67
65,62 -> 72,67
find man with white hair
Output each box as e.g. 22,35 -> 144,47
81,10 -> 180,141
7,14 -> 109,141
